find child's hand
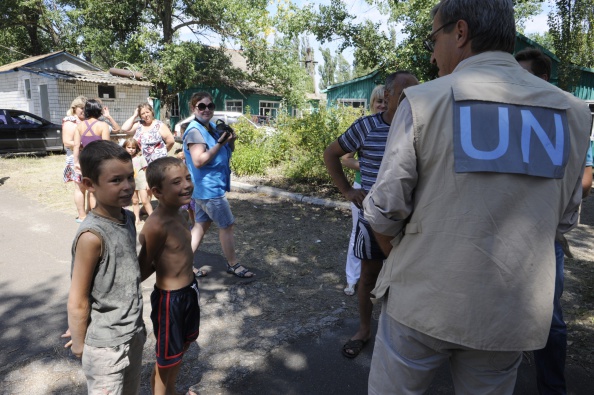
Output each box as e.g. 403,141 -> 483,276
61,328 -> 72,349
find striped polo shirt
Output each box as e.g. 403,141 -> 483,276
337,112 -> 390,220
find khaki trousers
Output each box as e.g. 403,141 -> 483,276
368,301 -> 521,395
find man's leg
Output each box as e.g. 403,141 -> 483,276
449,348 -> 521,395
534,241 -> 567,394
369,301 -> 447,395
344,258 -> 382,355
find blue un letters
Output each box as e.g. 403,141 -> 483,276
453,101 -> 570,178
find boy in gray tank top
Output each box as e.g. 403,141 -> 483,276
64,140 -> 147,394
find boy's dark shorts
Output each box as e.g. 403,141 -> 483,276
150,279 -> 200,369
354,217 -> 387,261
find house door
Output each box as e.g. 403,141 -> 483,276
39,84 -> 50,120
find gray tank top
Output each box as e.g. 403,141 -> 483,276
71,210 -> 144,347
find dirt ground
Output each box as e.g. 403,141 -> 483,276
0,153 -> 593,393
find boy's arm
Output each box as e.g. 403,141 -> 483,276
67,232 -> 102,358
138,222 -> 164,282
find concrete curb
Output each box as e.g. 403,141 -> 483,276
231,180 -> 351,210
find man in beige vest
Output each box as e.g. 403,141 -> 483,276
363,0 -> 592,393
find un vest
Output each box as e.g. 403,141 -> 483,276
377,51 -> 591,350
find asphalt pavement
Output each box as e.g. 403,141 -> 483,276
0,184 -> 592,394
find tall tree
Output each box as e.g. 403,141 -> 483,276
548,0 -> 594,90
318,47 -> 337,90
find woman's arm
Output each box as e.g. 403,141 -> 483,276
189,142 -> 217,168
120,108 -> 139,133
158,123 -> 175,152
102,106 -> 121,133
67,231 -> 101,358
62,121 -> 77,149
73,125 -> 82,170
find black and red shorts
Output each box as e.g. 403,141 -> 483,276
150,279 -> 200,369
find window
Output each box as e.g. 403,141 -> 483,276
226,100 -> 243,113
259,101 -> 280,121
98,85 -> 116,100
24,79 -> 31,99
338,99 -> 366,109
170,97 -> 180,117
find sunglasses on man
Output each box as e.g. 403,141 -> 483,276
196,103 -> 216,111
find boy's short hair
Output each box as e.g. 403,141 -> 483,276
80,140 -> 132,183
515,48 -> 552,80
146,157 -> 185,190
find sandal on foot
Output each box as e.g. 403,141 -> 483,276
344,283 -> 356,296
194,269 -> 207,278
226,263 -> 255,278
342,338 -> 368,359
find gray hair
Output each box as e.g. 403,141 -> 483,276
431,0 -> 515,54
385,71 -> 417,95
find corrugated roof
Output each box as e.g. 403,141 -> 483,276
20,67 -> 153,87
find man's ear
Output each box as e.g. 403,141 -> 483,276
454,20 -> 471,48
81,177 -> 95,193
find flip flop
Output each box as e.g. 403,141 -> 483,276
342,338 -> 368,359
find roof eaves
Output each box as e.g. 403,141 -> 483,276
325,69 -> 380,91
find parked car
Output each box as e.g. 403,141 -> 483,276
0,109 -> 63,155
173,111 -> 276,138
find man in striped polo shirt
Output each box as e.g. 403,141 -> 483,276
324,71 -> 419,358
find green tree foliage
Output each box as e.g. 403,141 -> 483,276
318,47 -> 337,90
317,47 -> 352,90
525,31 -> 555,53
548,0 -> 594,90
0,0 -> 65,62
301,0 -> 544,82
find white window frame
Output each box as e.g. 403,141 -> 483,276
225,100 -> 243,113
337,99 -> 367,109
259,100 -> 280,119
24,79 -> 31,99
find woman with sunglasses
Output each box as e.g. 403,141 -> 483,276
182,92 -> 255,278
122,102 -> 175,164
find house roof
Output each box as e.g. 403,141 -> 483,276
21,67 -> 153,87
323,69 -> 381,92
0,51 -> 100,73
0,51 -> 152,87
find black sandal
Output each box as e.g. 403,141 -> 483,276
226,263 -> 255,278
194,269 -> 207,278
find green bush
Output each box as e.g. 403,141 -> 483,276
275,105 -> 361,183
230,105 -> 362,181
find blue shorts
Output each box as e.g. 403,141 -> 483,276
193,196 -> 235,228
354,217 -> 386,261
150,280 -> 200,369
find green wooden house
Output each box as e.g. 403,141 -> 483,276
168,48 -> 323,128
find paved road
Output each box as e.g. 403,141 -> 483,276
0,185 -> 592,394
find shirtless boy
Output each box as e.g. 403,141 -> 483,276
139,157 -> 199,395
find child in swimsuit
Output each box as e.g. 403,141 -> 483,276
138,157 -> 200,395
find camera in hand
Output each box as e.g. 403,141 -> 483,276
215,119 -> 235,144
